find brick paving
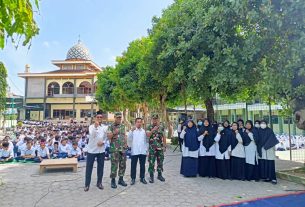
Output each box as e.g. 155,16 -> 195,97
0,147 -> 304,207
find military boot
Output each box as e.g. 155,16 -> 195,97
111,178 -> 117,189
149,172 -> 154,183
118,176 -> 127,187
157,172 -> 165,182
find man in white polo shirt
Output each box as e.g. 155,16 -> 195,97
128,117 -> 148,185
84,111 -> 108,192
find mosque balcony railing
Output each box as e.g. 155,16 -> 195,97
46,94 -> 74,98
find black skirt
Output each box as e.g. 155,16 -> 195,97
245,160 -> 259,181
216,158 -> 230,179
230,156 -> 245,180
180,156 -> 198,177
198,156 -> 216,178
258,159 -> 276,181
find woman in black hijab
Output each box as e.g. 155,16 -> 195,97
215,123 -> 231,180
230,122 -> 246,180
257,120 -> 279,184
242,120 -> 259,181
180,120 -> 200,177
198,119 -> 216,177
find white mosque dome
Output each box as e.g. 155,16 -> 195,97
66,40 -> 91,61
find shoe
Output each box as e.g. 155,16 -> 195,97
131,179 -> 135,185
149,173 -> 154,183
157,172 -> 165,182
140,178 -> 147,184
111,178 -> 117,189
84,186 -> 89,192
97,183 -> 104,190
118,177 -> 127,187
271,180 -> 277,185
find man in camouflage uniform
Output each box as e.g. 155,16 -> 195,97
107,112 -> 128,188
146,114 -> 166,183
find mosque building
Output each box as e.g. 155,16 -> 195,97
18,40 -> 105,122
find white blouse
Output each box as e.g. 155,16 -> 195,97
231,133 -> 245,158
198,135 -> 216,156
180,130 -> 199,158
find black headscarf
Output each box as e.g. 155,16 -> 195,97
230,122 -> 239,151
184,120 -> 200,151
241,120 -> 254,147
219,124 -> 232,154
199,119 -> 216,152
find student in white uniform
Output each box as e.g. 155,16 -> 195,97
128,117 -> 148,185
16,141 -> 36,162
257,120 -> 279,184
198,118 -> 216,178
180,120 -> 200,177
84,111 -> 108,192
58,138 -> 70,158
3,136 -> 14,151
35,139 -> 50,162
0,142 -> 14,162
242,120 -> 259,181
230,122 -> 246,180
69,141 -> 82,161
215,123 -> 231,180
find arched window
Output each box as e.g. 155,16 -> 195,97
47,82 -> 60,96
78,81 -> 92,94
62,82 -> 74,94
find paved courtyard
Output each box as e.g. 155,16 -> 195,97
0,147 -> 304,207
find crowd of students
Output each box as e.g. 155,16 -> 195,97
178,119 -> 279,184
0,123 -> 111,163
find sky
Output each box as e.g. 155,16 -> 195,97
0,0 -> 174,95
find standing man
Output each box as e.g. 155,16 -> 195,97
146,114 -> 166,183
84,111 -> 108,192
128,117 -> 148,185
107,112 -> 128,188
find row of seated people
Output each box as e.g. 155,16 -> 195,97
0,139 -> 83,163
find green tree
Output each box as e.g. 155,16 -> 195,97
0,0 -> 39,49
0,62 -> 8,114
148,0 -> 266,121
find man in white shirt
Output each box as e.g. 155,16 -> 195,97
84,111 -> 108,192
128,118 -> 148,185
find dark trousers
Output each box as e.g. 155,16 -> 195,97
85,152 -> 105,187
131,154 -> 146,179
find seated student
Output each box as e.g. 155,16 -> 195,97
16,136 -> 27,156
16,141 -> 36,162
58,139 -> 70,158
0,142 -> 14,163
68,141 -> 82,161
3,136 -> 14,151
18,137 -> 30,156
51,142 -> 59,158
35,139 -> 50,163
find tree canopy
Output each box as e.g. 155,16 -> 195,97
0,0 -> 39,49
96,0 -> 305,125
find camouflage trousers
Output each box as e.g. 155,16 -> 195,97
110,151 -> 126,178
148,148 -> 164,174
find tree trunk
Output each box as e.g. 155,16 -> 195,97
142,102 -> 149,128
204,98 -> 214,122
123,108 -> 131,129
